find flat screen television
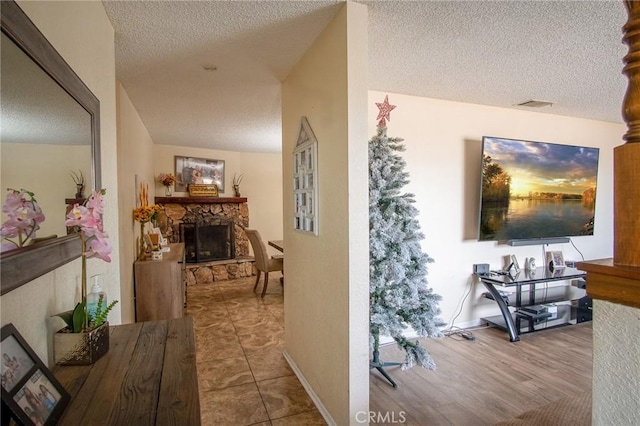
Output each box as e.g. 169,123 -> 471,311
478,136 -> 599,242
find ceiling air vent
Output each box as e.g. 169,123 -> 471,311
517,100 -> 553,108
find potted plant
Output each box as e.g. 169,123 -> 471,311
53,189 -> 115,365
232,173 -> 244,197
53,295 -> 117,365
70,170 -> 85,199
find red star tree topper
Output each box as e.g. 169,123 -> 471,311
375,95 -> 396,127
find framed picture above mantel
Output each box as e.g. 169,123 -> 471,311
175,156 -> 225,193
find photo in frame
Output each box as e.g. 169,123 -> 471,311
502,254 -> 519,273
174,156 -> 225,193
1,324 -> 69,425
509,255 -> 520,272
546,250 -> 566,270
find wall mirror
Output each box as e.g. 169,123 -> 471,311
0,0 -> 101,295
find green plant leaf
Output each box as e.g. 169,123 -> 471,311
72,302 -> 86,333
92,300 -> 118,329
52,310 -> 74,329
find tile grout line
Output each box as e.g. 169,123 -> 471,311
190,276 -> 317,425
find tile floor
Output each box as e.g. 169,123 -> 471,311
186,274 -> 327,425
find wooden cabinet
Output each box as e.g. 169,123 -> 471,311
134,243 -> 185,322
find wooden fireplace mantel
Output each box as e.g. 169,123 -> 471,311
155,196 -> 247,204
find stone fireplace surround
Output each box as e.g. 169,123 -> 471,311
155,197 -> 255,284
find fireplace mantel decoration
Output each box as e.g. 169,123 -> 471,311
175,155 -> 225,192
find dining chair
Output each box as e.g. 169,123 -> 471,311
245,229 -> 284,297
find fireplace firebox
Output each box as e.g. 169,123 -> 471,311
180,219 -> 235,263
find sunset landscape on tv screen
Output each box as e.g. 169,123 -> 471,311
479,136 -> 599,242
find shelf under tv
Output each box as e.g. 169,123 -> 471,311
482,303 -> 591,337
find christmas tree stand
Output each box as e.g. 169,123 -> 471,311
370,349 -> 401,388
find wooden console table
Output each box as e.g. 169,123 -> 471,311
52,317 -> 200,425
134,243 -> 185,322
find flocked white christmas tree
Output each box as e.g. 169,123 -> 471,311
369,96 -> 443,387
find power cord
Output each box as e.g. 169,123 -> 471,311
570,238 -> 585,261
442,276 -> 476,341
443,326 -> 476,341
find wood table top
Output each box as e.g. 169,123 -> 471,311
52,317 -> 200,425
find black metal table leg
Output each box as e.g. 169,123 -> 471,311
481,280 -> 520,342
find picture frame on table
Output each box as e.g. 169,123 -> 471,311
1,324 -> 69,425
546,250 -> 566,270
509,255 -> 520,273
174,155 -> 225,192
503,254 -> 520,273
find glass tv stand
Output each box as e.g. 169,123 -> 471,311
479,267 -> 589,342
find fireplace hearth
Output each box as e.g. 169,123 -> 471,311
180,219 -> 235,263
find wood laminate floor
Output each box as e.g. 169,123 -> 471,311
187,275 -> 592,425
370,323 -> 592,425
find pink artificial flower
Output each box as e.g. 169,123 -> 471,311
86,233 -> 112,262
12,205 -> 43,230
1,189 -> 45,250
0,222 -> 20,239
85,190 -> 105,219
2,190 -> 24,214
1,242 -> 17,252
67,189 -> 112,263
65,205 -> 99,231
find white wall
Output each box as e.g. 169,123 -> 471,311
368,91 -> 625,327
0,0 -> 120,365
116,83 -> 156,323
1,143 -> 91,238
282,3 -> 369,425
592,301 -> 640,424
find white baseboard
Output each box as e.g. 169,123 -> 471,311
282,350 -> 337,426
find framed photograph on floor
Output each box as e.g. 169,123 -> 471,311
174,155 -> 225,193
1,324 -> 69,425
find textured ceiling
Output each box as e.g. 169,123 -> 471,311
104,0 -> 628,153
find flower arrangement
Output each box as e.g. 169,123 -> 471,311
63,189 -> 114,332
133,204 -> 160,223
133,204 -> 160,259
0,189 -> 45,252
157,173 -> 176,187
